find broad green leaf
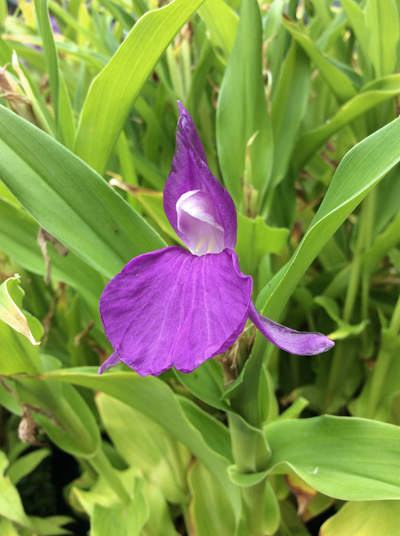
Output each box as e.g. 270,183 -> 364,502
39,368 -> 241,516
188,461 -> 236,536
0,106 -> 165,279
96,392 -> 190,503
28,515 -> 73,535
16,364 -> 101,458
294,75 -> 400,171
0,199 -> 105,334
6,449 -> 51,485
73,467 -> 149,534
259,117 -> 400,321
320,500 -> 400,536
0,276 -> 39,346
198,0 -> 238,64
140,485 -> 178,536
74,0 -> 205,175
217,0 -> 273,207
0,519 -> 19,536
174,359 -> 227,411
266,415 -> 400,500
0,0 -> 6,26
178,397 -> 233,463
365,0 -> 400,77
0,451 -> 34,530
281,17 -> 356,103
92,498 -> 148,536
0,380 -> 22,416
270,41 -> 310,187
236,214 -> 289,278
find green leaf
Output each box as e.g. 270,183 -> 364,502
0,199 -> 105,334
188,461 -> 236,536
35,0 -> 60,130
259,117 -> 400,322
0,451 -> 34,530
174,359 -> 227,411
96,392 -> 190,503
315,296 -> 369,340
198,0 -> 238,64
6,449 -> 51,486
270,41 -> 310,187
74,0 -> 205,175
16,376 -> 101,458
320,500 -> 400,536
266,415 -> 400,500
281,17 -> 356,103
236,214 -> 289,278
216,0 -> 273,206
349,329 -> 400,421
28,515 -> 73,535
39,368 -> 241,516
0,106 -> 165,279
340,0 -> 370,62
365,0 -> 400,77
92,499 -> 148,536
294,75 -> 400,171
0,275 -> 40,346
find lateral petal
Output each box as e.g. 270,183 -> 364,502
164,103 -> 237,251
99,247 -> 252,376
248,302 -> 335,356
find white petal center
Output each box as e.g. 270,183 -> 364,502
176,190 -> 225,256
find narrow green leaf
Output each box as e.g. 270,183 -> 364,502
349,329 -> 400,421
365,0 -> 400,77
281,16 -> 356,103
266,415 -> 400,500
259,117 -> 400,321
270,41 -> 310,187
74,0 -> 205,175
217,0 -> 273,206
198,0 -> 238,64
0,107 -> 165,279
294,75 -> 400,171
35,0 -> 60,130
6,449 -> 51,486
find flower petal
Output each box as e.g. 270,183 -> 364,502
164,102 -> 237,251
100,247 -> 252,376
98,351 -> 121,374
248,302 -> 335,355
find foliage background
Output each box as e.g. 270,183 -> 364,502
0,0 -> 400,534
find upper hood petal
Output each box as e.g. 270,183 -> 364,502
99,247 -> 252,376
164,103 -> 237,251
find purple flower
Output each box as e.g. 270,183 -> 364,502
99,103 -> 334,376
